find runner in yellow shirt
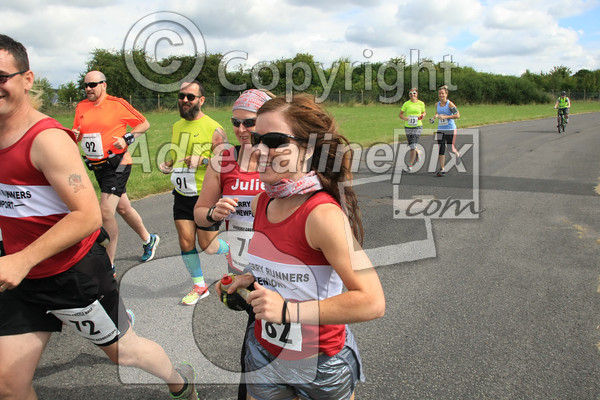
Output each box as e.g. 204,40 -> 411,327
159,81 -> 229,305
399,87 -> 426,172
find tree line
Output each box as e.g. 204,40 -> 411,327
39,48 -> 600,111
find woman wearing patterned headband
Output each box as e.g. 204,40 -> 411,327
194,88 -> 272,400
222,94 -> 385,400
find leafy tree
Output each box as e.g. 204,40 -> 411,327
76,47 -> 597,106
57,81 -> 82,105
31,77 -> 54,110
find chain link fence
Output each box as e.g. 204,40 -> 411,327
50,89 -> 600,113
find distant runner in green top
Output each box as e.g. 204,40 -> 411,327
399,87 -> 426,172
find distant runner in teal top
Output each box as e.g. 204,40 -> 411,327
399,87 -> 426,172
434,85 -> 461,177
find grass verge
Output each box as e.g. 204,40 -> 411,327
51,101 -> 599,199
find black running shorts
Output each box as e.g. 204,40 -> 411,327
93,164 -> 131,197
172,190 -> 221,231
0,243 -> 130,346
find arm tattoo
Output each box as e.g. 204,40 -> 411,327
215,128 -> 229,145
68,174 -> 86,193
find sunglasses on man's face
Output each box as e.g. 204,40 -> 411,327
231,117 -> 256,128
409,92 -> 418,95
0,69 -> 28,84
178,92 -> 200,102
84,81 -> 105,89
250,131 -> 305,148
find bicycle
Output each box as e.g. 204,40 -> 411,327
556,108 -> 568,133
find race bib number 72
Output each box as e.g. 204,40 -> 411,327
49,300 -> 119,345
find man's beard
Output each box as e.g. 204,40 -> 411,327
179,101 -> 200,120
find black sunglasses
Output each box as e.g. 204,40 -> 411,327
84,80 -> 105,88
178,92 -> 200,101
0,69 -> 28,84
231,117 -> 256,128
250,131 -> 305,148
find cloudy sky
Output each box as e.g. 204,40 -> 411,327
2,0 -> 599,88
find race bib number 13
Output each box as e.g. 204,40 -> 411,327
407,115 -> 419,126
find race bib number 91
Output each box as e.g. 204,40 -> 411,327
171,168 -> 198,196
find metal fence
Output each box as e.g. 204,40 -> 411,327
52,90 -> 600,113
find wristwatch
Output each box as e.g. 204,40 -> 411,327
123,132 -> 135,145
206,206 -> 217,223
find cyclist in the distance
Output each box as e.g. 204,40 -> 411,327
554,91 -> 571,124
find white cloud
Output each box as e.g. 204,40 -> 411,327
2,0 -> 598,86
484,4 -> 555,30
461,0 -> 600,74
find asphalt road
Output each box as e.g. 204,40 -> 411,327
34,112 -> 600,399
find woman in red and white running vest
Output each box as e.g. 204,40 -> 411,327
225,95 -> 386,400
195,89 -> 272,274
194,89 -> 272,400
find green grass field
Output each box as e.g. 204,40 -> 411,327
52,101 -> 599,199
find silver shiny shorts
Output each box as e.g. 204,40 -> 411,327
244,327 -> 360,400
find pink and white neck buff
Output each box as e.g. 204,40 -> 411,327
264,171 -> 323,199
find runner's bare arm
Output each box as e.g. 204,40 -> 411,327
211,127 -> 228,152
304,204 -> 385,324
194,152 -> 229,227
11,128 -> 101,278
131,119 -> 150,136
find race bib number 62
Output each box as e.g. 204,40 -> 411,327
261,320 -> 303,352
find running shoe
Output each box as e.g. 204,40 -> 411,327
406,165 -> 412,172
455,152 -> 462,166
170,362 -> 198,400
437,170 -> 446,177
141,234 -> 160,262
181,286 -> 209,305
